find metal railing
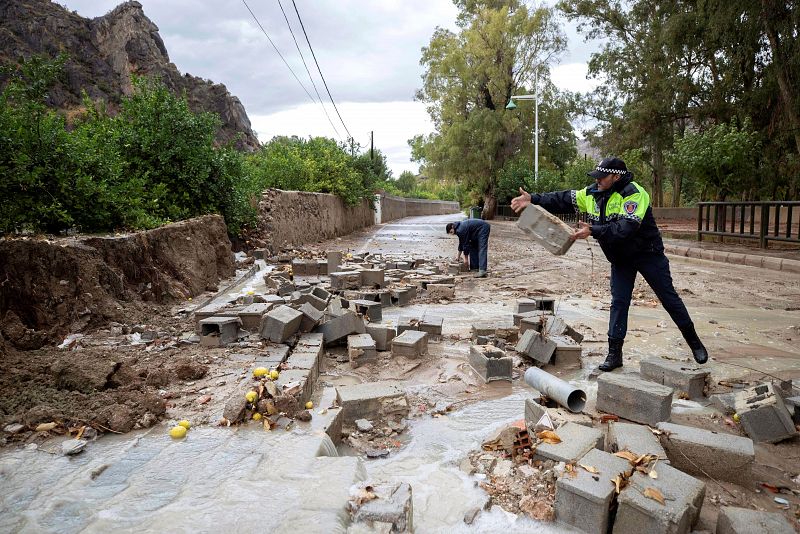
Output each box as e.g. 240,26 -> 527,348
697,201 -> 800,248
496,205 -> 579,223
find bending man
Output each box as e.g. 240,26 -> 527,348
511,157 -> 708,371
446,219 -> 490,278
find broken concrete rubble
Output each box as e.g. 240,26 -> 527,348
315,311 -> 366,344
348,333 -> 377,368
260,305 -> 303,343
336,381 -> 408,424
733,383 -> 797,443
350,482 -> 413,534
468,344 -> 513,383
391,330 -> 428,359
365,324 -> 396,351
515,329 -> 557,364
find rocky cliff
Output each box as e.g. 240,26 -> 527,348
0,0 -> 259,150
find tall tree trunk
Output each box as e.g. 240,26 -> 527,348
482,189 -> 497,220
762,1 -> 800,157
651,138 -> 665,207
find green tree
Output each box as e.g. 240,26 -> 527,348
395,171 -> 417,193
413,0 -> 568,218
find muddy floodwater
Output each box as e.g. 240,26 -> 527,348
2,213 -> 799,532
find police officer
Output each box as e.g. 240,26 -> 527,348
511,157 -> 708,371
446,219 -> 491,278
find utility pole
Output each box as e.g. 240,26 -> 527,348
370,131 -> 374,161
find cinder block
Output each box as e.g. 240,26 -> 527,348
391,330 -> 428,358
260,305 -> 303,343
296,332 -> 324,352
640,357 -> 709,399
199,316 -> 241,346
716,506 -> 795,534
194,304 -> 242,333
734,383 -> 797,443
330,271 -> 362,290
360,269 -> 385,288
785,396 -> 800,424
391,287 -> 415,306
656,422 -> 754,485
312,286 -> 331,302
365,324 -> 396,351
397,316 -> 421,335
555,448 -> 633,534
327,251 -> 342,273
516,204 -> 575,256
513,310 -> 541,327
310,387 -> 342,444
275,368 -> 313,404
237,303 -> 273,332
471,322 -> 496,340
543,315 -> 583,343
292,259 -> 319,276
316,259 -> 328,276
515,329 -> 557,364
336,381 -> 408,424
298,302 -> 324,332
351,299 -> 382,322
606,422 -> 669,463
420,315 -> 444,337
446,263 -> 461,275
294,292 -> 327,311
516,298 -> 538,314
596,373 -> 673,426
348,333 -> 377,368
427,284 -> 455,300
613,463 -> 705,534
534,422 -> 603,463
315,311 -> 365,344
285,349 -> 321,384
535,297 -> 556,312
519,316 -> 543,334
352,482 -> 413,533
551,334 -> 582,368
263,294 -> 286,306
468,345 -> 513,383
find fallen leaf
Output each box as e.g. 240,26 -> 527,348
648,427 -> 663,436
611,475 -> 627,494
614,450 -> 638,463
644,487 -> 666,505
579,463 -> 599,474
649,470 -> 658,479
75,425 -> 86,440
536,430 -> 561,445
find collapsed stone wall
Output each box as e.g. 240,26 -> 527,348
0,215 -> 234,349
378,192 -> 460,223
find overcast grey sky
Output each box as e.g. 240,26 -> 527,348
60,0 -> 600,175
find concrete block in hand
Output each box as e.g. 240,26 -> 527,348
733,383 -> 798,443
391,330 -> 428,359
260,305 -> 303,343
555,448 -> 633,534
517,204 -> 575,256
533,422 -> 603,463
606,422 -> 669,463
716,506 -> 795,534
468,344 -> 512,383
366,324 -> 396,351
613,463 -> 705,534
596,373 -> 673,426
656,422 -> 754,486
640,357 -> 709,399
515,329 -> 557,364
348,333 -> 377,368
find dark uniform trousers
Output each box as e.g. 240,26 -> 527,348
467,224 -> 491,271
609,250 -> 693,340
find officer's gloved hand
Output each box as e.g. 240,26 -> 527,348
511,187 -> 533,213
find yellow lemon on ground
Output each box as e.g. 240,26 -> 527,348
252,413 -> 262,421
245,391 -> 258,403
253,367 -> 268,378
733,413 -> 740,423
169,426 -> 187,439
305,401 -> 314,409
269,370 -> 279,380
178,420 -> 191,430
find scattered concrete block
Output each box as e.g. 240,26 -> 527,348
613,463 -> 705,534
309,387 -> 342,444
468,345 -> 513,383
471,322 -> 496,340
351,299 -> 382,322
513,310 -> 541,327
656,422 -> 754,485
260,305 -> 304,343
716,506 -> 795,534
420,315 -> 444,337
330,271 -> 362,290
543,315 -> 584,343
238,303 -> 273,332
296,332 -> 324,351
551,334 -> 582,368
535,297 -> 556,312
365,324 -> 396,351
293,292 -> 327,311
194,304 -> 243,333
786,396 -> 800,424
596,373 -> 673,426
276,281 -> 295,297
396,261 -> 413,270
327,251 -> 342,273
312,286 -> 331,302
199,317 -> 241,347
276,368 -> 313,404
397,316 -> 421,335
336,381 -> 408,424
555,448 -> 633,534
515,330 -> 557,364
315,311 -> 366,344
391,330 -> 428,359
606,422 -> 669,463
427,284 -> 455,300
298,302 -> 324,332
516,298 -> 538,314
640,357 -> 709,399
517,204 -> 575,256
348,334 -> 377,368
733,383 -> 797,443
446,263 -> 461,275
524,398 -> 594,432
391,287 -> 415,306
534,422 -> 603,463
263,294 -> 286,306
360,269 -> 385,288
285,349 -> 321,384
316,259 -> 328,276
352,482 -> 413,533
519,316 -> 543,335
292,259 -> 319,276
253,345 -> 290,369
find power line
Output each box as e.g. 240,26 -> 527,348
240,0 -> 317,105
276,0 -> 341,139
290,0 -> 353,140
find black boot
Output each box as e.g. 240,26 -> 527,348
679,323 -> 708,364
599,338 -> 624,372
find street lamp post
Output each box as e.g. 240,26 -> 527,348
506,72 -> 539,182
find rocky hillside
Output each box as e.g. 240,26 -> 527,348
0,0 -> 259,150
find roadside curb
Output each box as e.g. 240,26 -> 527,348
663,244 -> 800,274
